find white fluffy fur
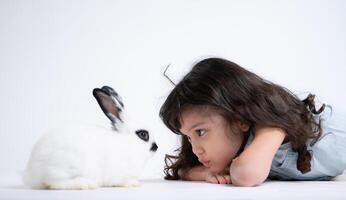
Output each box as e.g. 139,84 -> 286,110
23,123 -> 155,189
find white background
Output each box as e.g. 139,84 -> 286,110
1,0 -> 345,179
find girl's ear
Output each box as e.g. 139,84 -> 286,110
237,121 -> 250,133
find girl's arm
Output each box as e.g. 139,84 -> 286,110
178,165 -> 208,182
230,125 -> 286,187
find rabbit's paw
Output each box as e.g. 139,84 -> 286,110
48,177 -> 98,190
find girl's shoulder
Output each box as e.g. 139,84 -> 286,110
244,125 -> 287,148
244,107 -> 346,181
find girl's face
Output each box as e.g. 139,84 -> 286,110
179,106 -> 249,173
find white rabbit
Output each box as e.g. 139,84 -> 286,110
23,86 -> 158,189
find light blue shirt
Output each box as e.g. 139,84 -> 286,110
245,106 -> 346,180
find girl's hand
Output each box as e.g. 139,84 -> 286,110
205,173 -> 231,184
205,165 -> 231,184
179,165 -> 231,184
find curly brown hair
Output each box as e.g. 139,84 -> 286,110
159,57 -> 326,180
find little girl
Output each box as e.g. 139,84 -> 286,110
159,57 -> 346,186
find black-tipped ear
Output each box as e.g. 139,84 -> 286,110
101,86 -> 124,109
93,87 -> 122,126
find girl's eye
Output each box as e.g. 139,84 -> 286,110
196,129 -> 206,137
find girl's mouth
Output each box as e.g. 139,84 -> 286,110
202,161 -> 211,167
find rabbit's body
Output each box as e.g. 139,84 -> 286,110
23,86 -> 158,190
23,125 -> 151,189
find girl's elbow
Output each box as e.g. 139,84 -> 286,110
230,165 -> 268,187
231,174 -> 265,187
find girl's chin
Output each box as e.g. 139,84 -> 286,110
209,166 -> 224,174
209,164 -> 229,174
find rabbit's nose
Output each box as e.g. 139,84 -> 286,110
150,142 -> 158,152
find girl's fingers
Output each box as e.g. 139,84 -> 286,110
206,174 -> 231,184
224,175 -> 231,184
206,175 -> 219,184
217,175 -> 228,184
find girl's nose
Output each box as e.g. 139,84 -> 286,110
191,142 -> 204,156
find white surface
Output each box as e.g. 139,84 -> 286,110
1,0 -> 346,181
1,173 -> 346,200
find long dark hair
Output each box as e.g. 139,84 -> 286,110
159,57 -> 325,180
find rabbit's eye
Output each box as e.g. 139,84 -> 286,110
135,129 -> 149,142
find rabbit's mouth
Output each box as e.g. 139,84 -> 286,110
150,142 -> 158,152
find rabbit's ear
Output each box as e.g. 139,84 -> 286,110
100,86 -> 124,109
93,86 -> 124,129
